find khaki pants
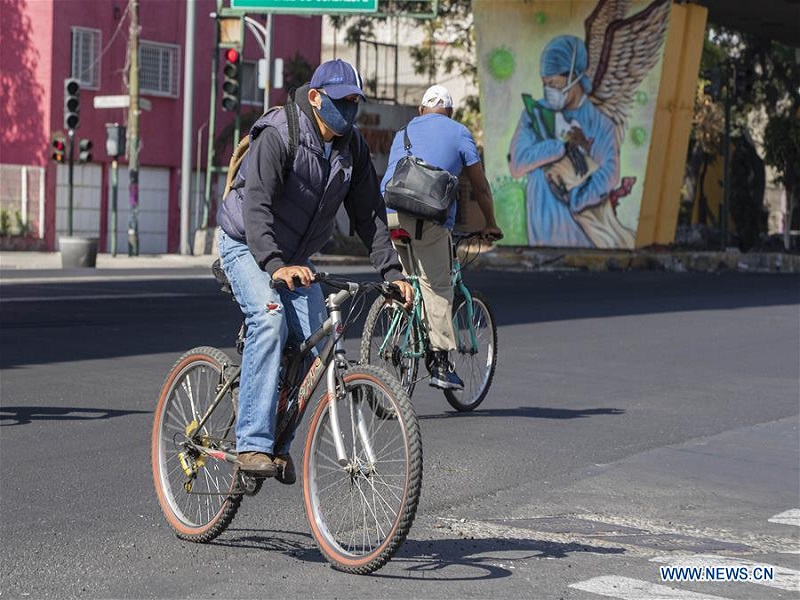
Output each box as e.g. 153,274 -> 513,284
388,212 -> 455,352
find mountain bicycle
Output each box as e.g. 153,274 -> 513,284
360,230 -> 498,412
151,265 -> 422,575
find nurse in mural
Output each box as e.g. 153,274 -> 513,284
508,0 -> 670,249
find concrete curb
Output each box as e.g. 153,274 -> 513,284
1,249 -> 798,273
470,248 -> 800,274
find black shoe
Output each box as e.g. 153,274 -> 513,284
274,453 -> 296,485
429,351 -> 464,390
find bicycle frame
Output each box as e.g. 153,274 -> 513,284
378,237 -> 480,365
184,283 -> 371,469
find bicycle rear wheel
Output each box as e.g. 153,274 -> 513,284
360,296 -> 420,399
445,291 -> 498,411
151,346 -> 242,543
303,365 -> 422,574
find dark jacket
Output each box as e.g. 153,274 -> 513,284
217,85 -> 402,282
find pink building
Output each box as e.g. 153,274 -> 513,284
0,0 -> 321,253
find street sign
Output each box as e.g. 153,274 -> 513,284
229,0 -> 378,13
93,95 -> 152,111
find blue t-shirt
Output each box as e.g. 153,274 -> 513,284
381,113 -> 481,230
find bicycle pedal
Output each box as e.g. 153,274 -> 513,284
234,469 -> 265,496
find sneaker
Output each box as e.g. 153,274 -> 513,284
236,451 -> 279,477
274,453 -> 296,485
429,351 -> 464,390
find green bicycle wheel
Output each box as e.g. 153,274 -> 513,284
445,291 -> 498,411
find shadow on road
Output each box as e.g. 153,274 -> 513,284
378,536 -> 626,581
206,528 -> 625,581
420,406 -> 625,420
0,405 -> 149,426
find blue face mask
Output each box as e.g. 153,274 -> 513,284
315,94 -> 359,136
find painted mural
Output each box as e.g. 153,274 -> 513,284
475,0 -> 671,248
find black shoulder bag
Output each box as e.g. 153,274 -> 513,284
383,127 -> 459,227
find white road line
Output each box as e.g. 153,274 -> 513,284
769,509 -> 800,527
569,576 -> 729,599
0,292 -> 200,303
650,555 -> 800,592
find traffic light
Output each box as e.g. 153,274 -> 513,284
52,138 -> 66,163
78,139 -> 93,163
105,123 -> 127,158
64,78 -> 80,130
221,48 -> 241,112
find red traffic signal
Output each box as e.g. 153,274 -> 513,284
221,48 -> 241,112
51,138 -> 66,163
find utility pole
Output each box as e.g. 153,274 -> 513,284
180,0 -> 197,255
128,0 -> 140,256
203,9 -> 221,230
67,129 -> 75,236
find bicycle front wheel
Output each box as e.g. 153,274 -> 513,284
445,291 -> 498,411
360,296 -> 420,399
151,346 -> 241,543
303,365 -> 422,574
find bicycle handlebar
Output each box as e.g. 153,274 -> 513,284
270,273 -> 406,303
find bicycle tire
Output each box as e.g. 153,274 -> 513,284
360,296 -> 420,400
151,346 -> 242,543
445,291 -> 498,411
302,364 -> 422,574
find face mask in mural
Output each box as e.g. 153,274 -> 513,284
542,43 -> 583,111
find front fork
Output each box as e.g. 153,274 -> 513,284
325,303 -> 377,468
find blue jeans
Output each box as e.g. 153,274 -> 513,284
217,231 -> 326,455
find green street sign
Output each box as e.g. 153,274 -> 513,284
229,0 -> 378,13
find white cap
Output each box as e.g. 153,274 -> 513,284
420,84 -> 453,108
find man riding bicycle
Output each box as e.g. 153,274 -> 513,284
216,59 -> 413,481
381,84 -> 503,390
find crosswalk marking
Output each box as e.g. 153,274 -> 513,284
569,576 -> 728,599
650,555 -> 800,592
769,509 -> 800,527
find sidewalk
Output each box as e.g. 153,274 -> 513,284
1,247 -> 798,273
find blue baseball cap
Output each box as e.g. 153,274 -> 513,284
310,59 -> 366,100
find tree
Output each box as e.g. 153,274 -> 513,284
329,1 -> 482,141
699,30 -> 800,250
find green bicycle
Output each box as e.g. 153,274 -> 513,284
360,230 -> 498,412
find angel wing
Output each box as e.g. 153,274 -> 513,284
587,0 -> 671,148
584,0 -> 632,85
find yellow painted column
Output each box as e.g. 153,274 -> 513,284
636,2 -> 708,247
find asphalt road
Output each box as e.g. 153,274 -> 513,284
1,267 -> 798,599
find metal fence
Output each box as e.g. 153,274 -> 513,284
0,164 -> 45,238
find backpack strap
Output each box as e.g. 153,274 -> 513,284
285,88 -> 299,170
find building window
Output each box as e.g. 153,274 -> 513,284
139,41 -> 180,97
71,27 -> 101,89
240,60 -> 262,106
